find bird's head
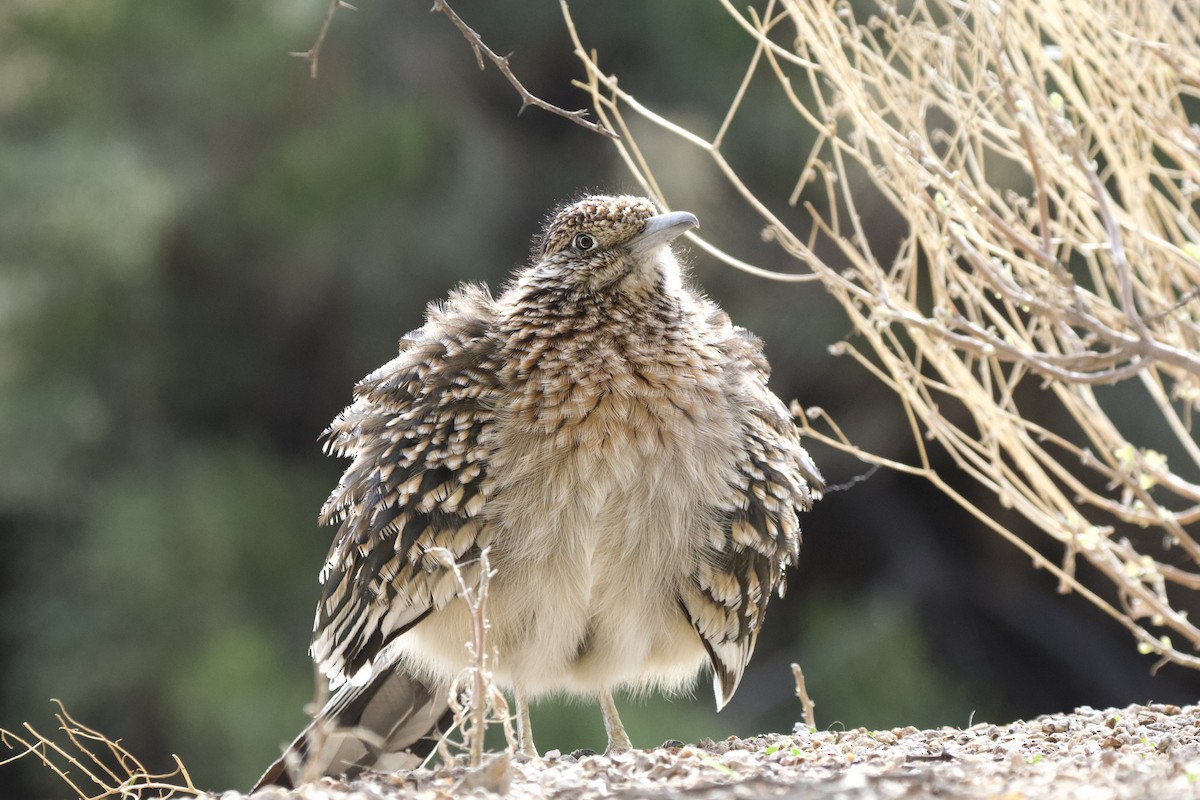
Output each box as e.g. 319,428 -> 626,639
532,195 -> 699,296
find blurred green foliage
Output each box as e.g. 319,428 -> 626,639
1,1 -> 1192,796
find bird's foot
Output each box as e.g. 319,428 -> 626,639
603,742 -> 632,756
603,730 -> 633,755
598,689 -> 633,755
515,688 -> 537,758
510,749 -> 538,763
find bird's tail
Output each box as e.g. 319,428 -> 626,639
253,663 -> 453,791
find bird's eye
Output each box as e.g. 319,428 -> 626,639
573,233 -> 596,251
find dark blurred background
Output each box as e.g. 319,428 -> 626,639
2,1 -> 1196,795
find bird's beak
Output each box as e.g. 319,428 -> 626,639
628,211 -> 699,258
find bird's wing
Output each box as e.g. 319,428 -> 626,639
680,318 -> 824,709
311,284 -> 503,688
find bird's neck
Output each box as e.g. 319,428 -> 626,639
494,280 -> 721,432
499,278 -> 687,366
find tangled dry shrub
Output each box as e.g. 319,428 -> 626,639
0,700 -> 197,798
564,0 -> 1200,670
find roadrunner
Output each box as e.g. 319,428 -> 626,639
256,195 -> 822,789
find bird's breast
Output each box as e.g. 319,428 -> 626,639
436,351 -> 731,686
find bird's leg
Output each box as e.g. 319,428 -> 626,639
515,687 -> 537,757
598,690 -> 632,754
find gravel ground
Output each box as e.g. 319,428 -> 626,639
233,704 -> 1200,800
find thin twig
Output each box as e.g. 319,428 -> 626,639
293,0 -> 355,79
433,0 -> 615,138
429,546 -> 502,768
790,663 -> 817,731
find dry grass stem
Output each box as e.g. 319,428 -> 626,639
790,663 -> 816,731
0,700 -> 196,799
427,546 -> 514,768
564,0 -> 1200,672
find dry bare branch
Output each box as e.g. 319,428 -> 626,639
790,663 -> 816,731
432,0 -> 615,138
294,0 -> 615,140
293,0 -> 356,79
